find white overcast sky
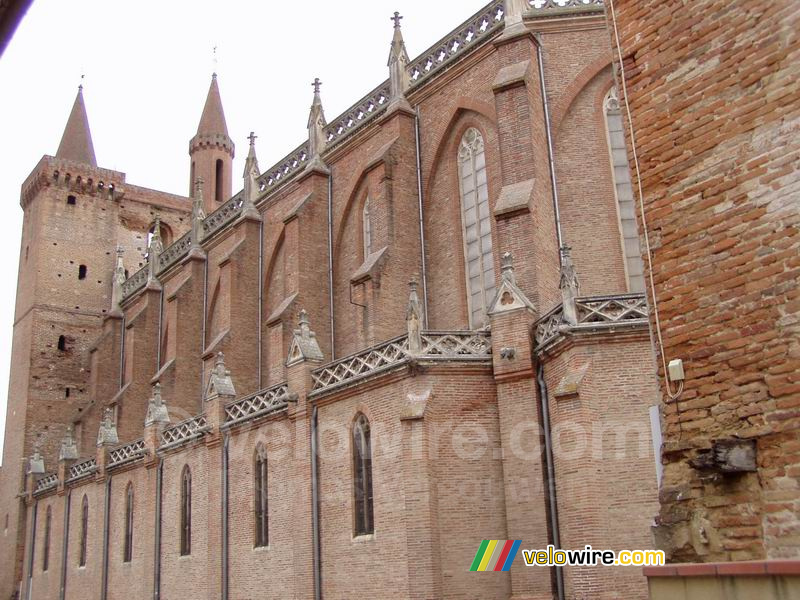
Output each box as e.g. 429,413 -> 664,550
0,0 -> 492,461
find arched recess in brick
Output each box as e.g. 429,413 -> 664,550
550,55 -> 613,133
552,65 -> 629,296
333,165 -> 383,356
261,229 -> 289,385
423,106 -> 501,330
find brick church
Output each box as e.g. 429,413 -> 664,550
0,1 -> 667,598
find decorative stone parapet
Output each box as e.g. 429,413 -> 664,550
534,293 -> 649,353
310,330 -> 492,397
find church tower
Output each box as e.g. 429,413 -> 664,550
0,84 -> 193,599
189,73 -> 234,214
0,85 -> 123,597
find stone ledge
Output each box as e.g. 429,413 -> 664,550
644,560 -> 800,577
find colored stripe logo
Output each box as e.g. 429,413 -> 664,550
470,540 -> 522,571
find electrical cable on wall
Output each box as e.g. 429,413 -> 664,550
607,0 -> 683,403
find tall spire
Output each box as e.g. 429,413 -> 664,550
240,132 -> 262,221
196,73 -> 229,137
388,12 -> 411,101
189,73 -> 234,212
308,78 -> 327,157
56,85 -> 97,166
305,78 -> 330,174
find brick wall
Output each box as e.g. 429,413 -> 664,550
607,0 -> 800,561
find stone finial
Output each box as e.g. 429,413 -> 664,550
488,251 -> 536,316
406,279 -> 423,355
96,407 -> 119,447
28,439 -> 45,474
559,245 -> 580,326
205,352 -> 236,400
191,178 -> 206,249
287,309 -> 325,366
387,12 -> 411,102
504,0 -> 529,27
145,382 -> 170,426
501,251 -> 516,284
147,216 -> 163,287
59,424 -> 79,461
306,78 -> 329,172
240,132 -> 262,220
150,215 -> 164,254
110,246 -> 126,315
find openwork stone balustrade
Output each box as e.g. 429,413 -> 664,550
534,293 -> 649,351
223,382 -> 290,428
160,414 -> 210,450
108,438 -> 147,468
66,458 -> 97,482
310,330 -> 492,396
34,473 -> 59,494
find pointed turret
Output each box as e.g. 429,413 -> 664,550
388,12 -> 411,102
305,78 -> 329,174
240,132 -> 262,221
189,73 -> 235,213
56,85 -> 97,166
197,73 -> 229,138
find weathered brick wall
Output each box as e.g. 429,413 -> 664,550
542,334 -> 660,599
160,445 -> 212,600
63,482 -> 104,600
106,467 -> 156,600
607,0 -> 800,561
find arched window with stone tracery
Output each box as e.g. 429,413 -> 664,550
458,127 -> 495,328
604,87 -> 645,293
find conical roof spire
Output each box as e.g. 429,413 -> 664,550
56,85 -> 97,166
196,73 -> 230,137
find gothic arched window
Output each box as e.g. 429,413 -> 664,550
180,466 -> 192,556
42,506 -> 52,572
254,446 -> 269,548
352,413 -> 374,536
458,128 -> 495,329
123,482 -> 134,563
79,496 -> 88,567
604,87 -> 645,293
362,198 -> 372,258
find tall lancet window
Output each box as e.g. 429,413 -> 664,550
42,506 -> 52,571
604,87 -> 645,293
458,128 -> 495,328
362,198 -> 372,258
123,482 -> 134,562
352,413 -> 374,536
79,496 -> 89,567
180,466 -> 192,556
254,446 -> 269,548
